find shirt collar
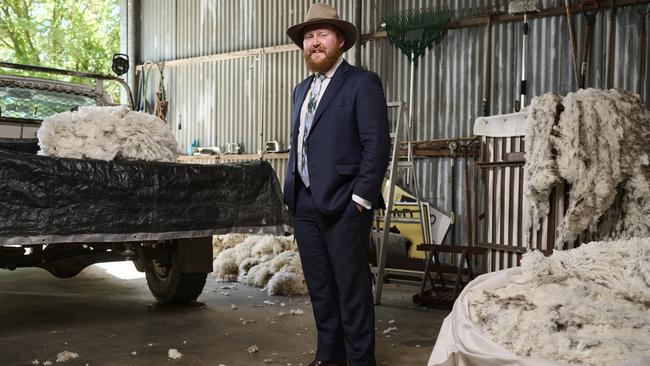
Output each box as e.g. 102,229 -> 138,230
315,56 -> 344,79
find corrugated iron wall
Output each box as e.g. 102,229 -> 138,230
135,0 -> 650,247
140,0 -> 175,61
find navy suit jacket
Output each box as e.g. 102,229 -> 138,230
283,60 -> 390,215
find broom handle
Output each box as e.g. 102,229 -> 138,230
482,16 -> 493,117
520,14 -> 528,109
408,51 -> 415,162
640,12 -> 648,99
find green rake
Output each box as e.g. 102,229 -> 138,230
381,7 -> 451,135
376,8 -> 451,305
380,7 -> 451,190
381,8 -> 452,64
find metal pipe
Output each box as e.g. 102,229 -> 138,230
125,0 -> 139,104
354,0 -> 362,66
408,51 -> 416,162
0,62 -> 135,108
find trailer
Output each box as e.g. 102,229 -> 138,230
0,63 -> 290,303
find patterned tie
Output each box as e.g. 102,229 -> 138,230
299,73 -> 326,187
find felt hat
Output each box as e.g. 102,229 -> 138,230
286,3 -> 358,52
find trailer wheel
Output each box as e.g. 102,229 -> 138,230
145,243 -> 207,304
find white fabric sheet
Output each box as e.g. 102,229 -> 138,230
428,268 -> 650,366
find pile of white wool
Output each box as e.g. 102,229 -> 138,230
468,238 -> 650,366
525,89 -> 650,247
37,106 -> 178,162
212,234 -> 307,296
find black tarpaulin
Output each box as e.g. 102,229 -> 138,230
0,149 -> 291,244
0,138 -> 39,154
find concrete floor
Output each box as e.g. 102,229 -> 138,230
0,262 -> 449,366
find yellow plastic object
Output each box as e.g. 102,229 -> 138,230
376,181 -> 428,259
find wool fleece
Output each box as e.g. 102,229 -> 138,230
212,234 -> 307,296
524,89 -> 650,248
37,106 -> 179,162
467,238 -> 650,366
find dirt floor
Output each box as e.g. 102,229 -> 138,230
0,262 -> 449,365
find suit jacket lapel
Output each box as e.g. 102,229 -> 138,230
307,60 -> 351,138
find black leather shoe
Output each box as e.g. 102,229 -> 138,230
308,361 -> 347,366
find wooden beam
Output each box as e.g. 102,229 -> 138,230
400,137 -> 481,158
476,242 -> 529,254
175,138 -> 480,161
136,44 -> 298,71
177,152 -> 289,164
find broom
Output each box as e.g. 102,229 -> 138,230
509,0 -> 539,110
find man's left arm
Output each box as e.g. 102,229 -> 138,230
352,72 -> 390,209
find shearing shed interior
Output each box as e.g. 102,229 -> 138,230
0,0 -> 649,365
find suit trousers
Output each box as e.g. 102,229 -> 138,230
292,179 -> 376,366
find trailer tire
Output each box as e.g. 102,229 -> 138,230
145,246 -> 207,304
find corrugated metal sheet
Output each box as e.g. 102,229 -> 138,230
141,0 -> 356,59
257,1 -> 356,50
140,0 -> 176,62
361,0 -> 650,245
135,0 -> 650,247
164,50 -> 306,156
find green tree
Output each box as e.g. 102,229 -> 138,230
0,0 -> 120,92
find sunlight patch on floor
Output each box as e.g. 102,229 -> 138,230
94,262 -> 145,280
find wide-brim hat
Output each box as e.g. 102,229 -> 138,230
287,3 -> 358,52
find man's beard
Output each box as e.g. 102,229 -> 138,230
304,46 -> 342,74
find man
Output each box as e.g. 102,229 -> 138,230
284,3 -> 390,366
